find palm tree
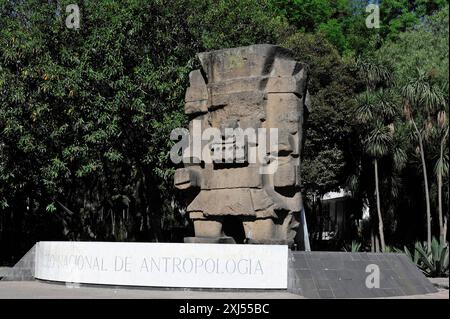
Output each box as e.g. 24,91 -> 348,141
355,57 -> 395,252
356,57 -> 393,93
402,68 -> 446,249
356,90 -> 398,252
436,110 -> 449,244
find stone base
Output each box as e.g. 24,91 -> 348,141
247,239 -> 292,245
183,236 -> 236,244
183,237 -> 295,245
288,251 -> 438,298
1,244 -> 36,281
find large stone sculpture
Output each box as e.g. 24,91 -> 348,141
174,44 -> 310,247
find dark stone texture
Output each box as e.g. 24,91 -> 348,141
0,267 -> 11,279
183,236 -> 236,244
287,251 -> 437,299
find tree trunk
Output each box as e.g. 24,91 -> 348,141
375,231 -> 380,253
444,216 -> 448,245
438,170 -> 443,243
412,119 -> 432,249
438,127 -> 449,244
318,194 -> 323,243
374,159 -> 386,252
370,226 -> 375,252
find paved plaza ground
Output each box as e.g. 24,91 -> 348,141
0,280 -> 447,299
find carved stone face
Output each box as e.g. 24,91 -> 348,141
174,44 -> 309,245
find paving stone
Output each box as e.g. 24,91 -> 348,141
297,269 -> 313,280
293,256 -> 308,269
314,279 -> 331,290
350,253 -> 362,261
325,256 -> 344,270
308,258 -> 324,269
288,251 -> 437,298
318,289 -> 335,298
324,269 -> 339,280
367,254 -> 379,261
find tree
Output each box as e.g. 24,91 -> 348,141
376,5 -> 449,247
280,32 -> 362,247
270,0 -> 449,56
355,57 -> 398,252
355,88 -> 403,252
436,110 -> 449,243
402,69 -> 446,249
282,32 -> 358,196
269,0 -> 335,32
0,0 -> 290,263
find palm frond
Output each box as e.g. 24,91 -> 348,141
401,67 -> 446,113
435,151 -> 449,177
393,146 -> 407,171
365,124 -> 392,157
355,92 -> 375,123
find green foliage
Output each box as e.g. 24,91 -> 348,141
402,69 -> 446,115
376,6 -> 449,246
435,143 -> 449,177
377,5 -> 449,87
350,54 -> 413,250
384,245 -> 395,253
344,240 -> 362,252
0,0 -> 291,261
356,89 -> 400,158
271,0 -> 449,55
0,0 -> 448,262
318,19 -> 349,53
394,245 -> 421,264
188,0 -> 290,50
354,56 -> 404,164
397,238 -> 449,277
282,32 -> 359,195
269,0 -> 335,32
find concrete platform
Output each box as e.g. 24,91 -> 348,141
0,281 -> 302,299
0,280 -> 447,299
429,277 -> 449,290
288,252 -> 440,298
